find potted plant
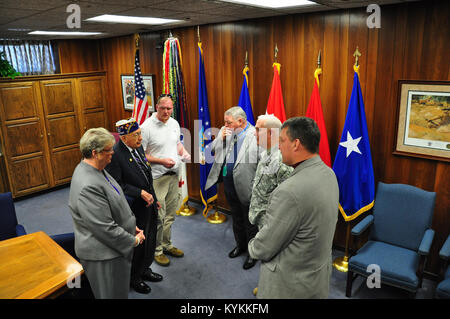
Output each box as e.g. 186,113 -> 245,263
0,51 -> 21,79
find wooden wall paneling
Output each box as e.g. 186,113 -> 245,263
77,76 -> 108,132
370,5 -> 396,185
383,5 -> 413,185
99,36 -> 135,129
322,12 -> 343,159
302,13 -> 325,117
278,15 -> 297,117
336,11 -> 350,148
250,18 -> 274,117
401,2 -> 426,79
221,23 -> 236,110
57,40 -> 101,73
39,79 -> 81,185
0,82 -> 52,196
420,4 -> 449,80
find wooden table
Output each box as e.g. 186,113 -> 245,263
0,231 -> 83,299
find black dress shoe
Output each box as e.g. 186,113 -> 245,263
142,269 -> 163,282
131,280 -> 151,294
243,256 -> 257,270
228,246 -> 246,258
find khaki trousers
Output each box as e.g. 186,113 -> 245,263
153,174 -> 180,256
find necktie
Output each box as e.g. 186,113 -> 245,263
223,134 -> 238,177
132,149 -> 151,184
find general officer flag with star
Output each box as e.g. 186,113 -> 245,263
332,71 -> 375,222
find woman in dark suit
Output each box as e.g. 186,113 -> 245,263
68,127 -> 145,299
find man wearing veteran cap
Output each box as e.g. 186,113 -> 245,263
105,118 -> 163,295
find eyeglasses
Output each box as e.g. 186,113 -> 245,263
101,148 -> 114,154
130,131 -> 142,138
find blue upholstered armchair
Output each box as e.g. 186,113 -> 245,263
0,192 -> 27,240
436,235 -> 450,299
346,182 -> 436,298
0,192 -> 76,260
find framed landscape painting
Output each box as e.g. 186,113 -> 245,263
394,80 -> 450,162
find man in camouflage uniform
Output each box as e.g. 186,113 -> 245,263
249,114 -> 293,230
249,114 -> 293,296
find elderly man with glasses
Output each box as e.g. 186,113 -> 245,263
106,118 -> 163,295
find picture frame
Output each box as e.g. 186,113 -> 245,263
120,74 -> 155,112
394,80 -> 450,162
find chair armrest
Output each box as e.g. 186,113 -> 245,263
51,232 -> 76,259
351,215 -> 374,236
15,224 -> 27,237
418,229 -> 435,256
439,235 -> 450,260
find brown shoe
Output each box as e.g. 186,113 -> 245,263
164,247 -> 184,257
154,254 -> 170,266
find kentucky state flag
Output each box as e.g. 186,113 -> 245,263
332,71 -> 375,221
238,66 -> 255,125
198,42 -> 217,215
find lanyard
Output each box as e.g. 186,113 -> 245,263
103,171 -> 120,195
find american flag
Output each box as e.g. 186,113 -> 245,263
132,49 -> 149,125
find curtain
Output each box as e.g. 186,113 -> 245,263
0,40 -> 56,75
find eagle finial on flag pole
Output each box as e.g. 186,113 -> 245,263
134,33 -> 140,49
314,50 -> 322,87
353,46 -> 361,67
353,46 -> 361,75
274,43 -> 278,63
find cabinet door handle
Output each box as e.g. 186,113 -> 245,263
47,133 -> 51,136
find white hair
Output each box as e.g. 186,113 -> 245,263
257,114 -> 282,129
225,106 -> 247,121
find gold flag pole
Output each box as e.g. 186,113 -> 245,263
195,25 -> 225,224
333,46 -> 362,273
333,223 -> 351,272
205,200 -> 227,224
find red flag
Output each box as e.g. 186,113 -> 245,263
266,63 -> 286,123
306,78 -> 331,167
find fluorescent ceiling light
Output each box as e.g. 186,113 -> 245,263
221,0 -> 316,8
29,31 -> 102,36
8,28 -> 32,31
86,14 -> 180,25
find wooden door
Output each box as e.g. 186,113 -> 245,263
77,76 -> 108,132
39,79 -> 82,185
0,82 -> 52,197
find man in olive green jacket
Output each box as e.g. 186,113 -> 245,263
248,117 -> 339,299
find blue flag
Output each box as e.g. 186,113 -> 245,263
238,66 -> 255,125
332,71 -> 375,221
198,42 -> 217,214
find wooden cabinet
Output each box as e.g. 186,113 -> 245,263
0,72 -> 108,197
